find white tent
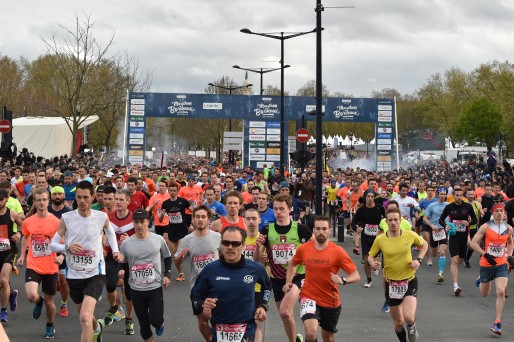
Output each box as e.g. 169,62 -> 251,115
12,116 -> 99,158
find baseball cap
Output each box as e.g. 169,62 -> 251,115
132,209 -> 150,220
187,174 -> 195,181
50,186 -> 65,194
64,171 -> 73,177
279,181 -> 289,189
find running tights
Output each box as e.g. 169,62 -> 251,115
131,287 -> 164,340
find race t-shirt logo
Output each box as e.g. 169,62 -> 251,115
243,275 -> 254,283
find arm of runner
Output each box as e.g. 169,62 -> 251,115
146,199 -> 161,213
283,260 -> 298,293
103,218 -> 120,256
210,219 -> 221,233
438,204 -> 450,228
253,233 -> 267,262
50,219 -> 67,253
469,224 -> 488,256
163,256 -> 172,288
468,204 -> 478,226
17,235 -> 29,266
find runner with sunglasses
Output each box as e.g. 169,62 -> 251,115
192,226 -> 271,342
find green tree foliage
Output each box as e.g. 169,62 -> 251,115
456,97 -> 502,148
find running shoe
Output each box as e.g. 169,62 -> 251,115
427,260 -> 433,267
94,319 -> 104,342
491,322 -> 501,335
9,289 -> 18,312
124,320 -> 135,335
45,325 -> 55,339
360,258 -> 364,264
364,280 -> 372,288
12,265 -> 19,276
296,334 -> 304,342
465,260 -> 470,268
475,275 -> 481,288
113,307 -> 125,322
381,302 -> 390,313
59,305 -> 69,317
155,323 -> 165,336
104,307 -> 117,326
454,287 -> 462,296
372,268 -> 379,276
437,273 -> 444,283
176,273 -> 186,281
407,323 -> 418,341
353,246 -> 360,255
0,310 -> 8,322
33,300 -> 44,319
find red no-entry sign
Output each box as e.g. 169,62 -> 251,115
0,120 -> 12,134
296,128 -> 310,143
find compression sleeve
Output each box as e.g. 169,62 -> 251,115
50,232 -> 66,253
104,223 -> 119,254
163,256 -> 172,278
439,204 -> 450,227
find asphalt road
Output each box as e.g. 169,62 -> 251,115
2,235 -> 513,341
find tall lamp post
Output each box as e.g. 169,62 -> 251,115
207,82 -> 253,165
240,28 -> 316,176
232,65 -> 290,95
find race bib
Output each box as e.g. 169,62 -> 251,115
189,200 -> 198,208
487,243 -> 505,258
168,212 -> 183,224
215,323 -> 246,342
389,280 -> 408,299
0,238 -> 10,252
453,220 -> 467,232
32,239 -> 51,257
70,250 -> 98,272
432,229 -> 446,242
271,243 -> 296,265
364,224 -> 379,236
299,298 -> 317,318
242,245 -> 256,259
130,263 -> 156,285
192,253 -> 216,274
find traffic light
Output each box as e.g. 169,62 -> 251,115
289,150 -> 315,165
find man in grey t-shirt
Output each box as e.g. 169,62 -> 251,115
119,209 -> 172,340
174,205 -> 220,342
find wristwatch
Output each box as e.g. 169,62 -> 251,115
259,304 -> 269,312
417,258 -> 423,264
342,277 -> 347,285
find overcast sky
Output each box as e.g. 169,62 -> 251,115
2,0 -> 514,97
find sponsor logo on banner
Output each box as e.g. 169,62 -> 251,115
129,145 -> 143,150
267,154 -> 280,161
266,122 -> 281,128
249,155 -> 265,161
256,162 -> 273,168
130,104 -> 145,110
168,96 -> 195,116
377,155 -> 392,161
378,105 -> 392,110
203,103 -> 222,110
129,127 -> 145,133
130,110 -> 144,116
378,110 -> 392,116
130,99 -> 145,105
249,128 -> 266,134
253,98 -> 278,118
377,138 -> 392,145
332,100 -> 360,120
129,150 -> 144,156
305,105 -> 325,113
249,135 -> 265,141
378,117 -> 392,122
377,133 -> 392,139
378,150 -> 391,155
249,121 -> 266,128
130,116 -> 144,121
377,144 -> 392,150
129,121 -> 145,127
129,133 -> 144,139
267,142 -> 281,148
128,156 -> 144,163
249,142 -> 266,148
267,128 -> 280,135
378,122 -> 393,127
267,135 -> 280,142
377,127 -> 393,133
377,162 -> 392,169
267,148 -> 280,154
249,148 -> 265,155
129,139 -> 144,144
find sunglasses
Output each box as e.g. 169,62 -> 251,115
221,240 -> 243,248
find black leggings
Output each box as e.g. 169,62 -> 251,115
131,287 -> 164,340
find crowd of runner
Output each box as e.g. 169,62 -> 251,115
0,148 -> 512,341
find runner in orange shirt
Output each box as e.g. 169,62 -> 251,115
284,216 -> 359,342
18,188 -> 60,338
346,180 -> 364,255
177,175 -> 204,228
147,180 -> 170,238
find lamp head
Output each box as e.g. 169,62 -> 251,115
240,28 -> 252,34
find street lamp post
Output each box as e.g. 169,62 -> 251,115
241,28 -> 316,176
232,65 -> 290,95
207,82 -> 253,165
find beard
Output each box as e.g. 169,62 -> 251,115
51,198 -> 64,206
316,235 -> 326,244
